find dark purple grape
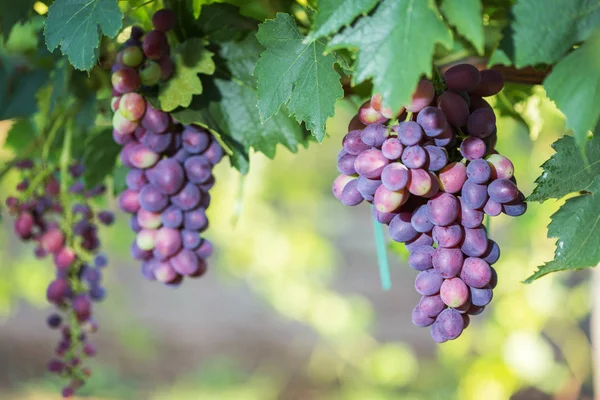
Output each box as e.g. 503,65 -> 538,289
47,314 -> 62,329
141,260 -> 156,280
72,295 -> 91,321
461,257 -> 492,288
195,239 -> 213,259
412,306 -> 435,327
424,145 -> 447,172
158,56 -> 174,80
419,295 -> 445,317
426,193 -> 459,226
436,308 -> 464,340
161,205 -> 184,228
461,179 -> 488,209
443,64 -> 480,92
408,245 -> 434,271
332,175 -> 354,201
411,204 -> 434,233
126,169 -> 148,190
458,198 -> 484,228
183,156 -> 212,184
406,233 -> 434,251
97,211 -> 115,225
139,184 -> 169,212
440,277 -> 469,308
401,145 -> 427,169
143,30 -> 169,60
470,285 -> 493,306
437,91 -> 469,127
467,108 -> 496,138
181,230 -> 201,249
471,69 -> 504,97
433,125 -> 456,146
432,247 -> 463,278
466,158 -> 491,184
337,152 -> 357,175
360,124 -> 388,147
130,214 -> 142,233
482,240 -> 500,264
374,208 -> 397,225
461,227 -> 489,257
415,269 -> 443,296
203,140 -> 224,165
416,106 -> 447,137
460,137 -> 486,161
356,176 -> 381,201
389,212 -> 419,242
149,159 -> 185,195
141,103 -> 170,133
343,130 -> 370,155
152,9 -> 176,31
488,178 -> 519,203
171,183 -> 201,210
341,179 -> 363,206
143,131 -> 172,153
502,197 -> 527,216
395,121 -> 423,146
183,126 -> 210,154
183,207 -> 208,231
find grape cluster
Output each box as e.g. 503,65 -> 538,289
111,9 -> 222,285
333,64 -> 526,342
6,161 -> 113,397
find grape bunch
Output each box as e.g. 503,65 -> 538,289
111,9 -> 222,285
332,64 -> 526,342
6,161 -> 113,397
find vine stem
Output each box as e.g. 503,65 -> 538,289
42,115 -> 64,161
592,266 -> 600,399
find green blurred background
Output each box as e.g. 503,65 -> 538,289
0,87 -> 593,399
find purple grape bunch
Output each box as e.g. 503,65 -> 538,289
6,161 -> 113,397
333,64 -> 526,342
112,9 -> 222,285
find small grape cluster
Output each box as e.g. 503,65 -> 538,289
333,64 -> 526,342
6,160 -> 113,397
112,9 -> 222,285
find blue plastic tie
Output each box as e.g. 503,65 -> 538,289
371,206 -> 391,291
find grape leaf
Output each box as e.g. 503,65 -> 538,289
0,1 -> 34,38
44,0 -> 123,71
306,0 -> 380,41
192,0 -> 226,18
0,62 -> 49,119
528,134 -> 600,202
525,175 -> 600,282
543,31 -> 600,148
255,13 -> 343,142
5,118 -> 38,153
490,0 -> 600,68
197,3 -> 257,41
158,38 -> 216,112
328,0 -> 453,115
172,34 -> 310,174
440,0 -> 484,54
82,127 -> 121,186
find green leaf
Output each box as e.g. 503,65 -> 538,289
172,34 -> 310,174
490,0 -> 600,68
328,0 -> 453,114
0,62 -> 49,119
528,134 -> 600,202
158,38 -> 216,112
197,3 -> 257,42
44,0 -> 123,71
255,13 -> 343,141
82,128 -> 121,186
192,0 -> 225,18
49,60 -> 70,114
5,118 -> 38,153
543,30 -> 600,147
440,0 -> 484,54
307,0 -> 379,41
525,175 -> 600,282
0,1 -> 34,38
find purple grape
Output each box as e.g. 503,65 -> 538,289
488,178 -> 519,203
424,145 -> 447,172
72,295 -> 91,321
466,158 -> 491,184
126,169 -> 148,190
389,212 -> 419,243
154,227 -> 182,258
132,242 -> 153,261
461,179 -> 488,209
407,168 -> 433,196
153,261 -> 179,283
40,229 -> 65,254
130,214 -> 142,233
406,80 -> 435,113
437,91 -> 469,127
137,208 -> 162,229
97,211 -> 115,225
436,308 -> 464,340
461,227 -> 489,257
141,260 -> 156,280
412,306 -> 435,327
432,224 -> 463,248
430,322 -> 447,343
374,208 -> 397,225
416,106 -> 447,137
471,69 -> 504,97
183,207 -> 208,231
406,233 -> 434,251
381,162 -> 409,191
183,126 -> 210,154
470,285 -> 493,306
141,103 -> 170,133
440,277 -> 469,308
419,295 -> 445,317
14,212 -> 34,238
354,149 -> 388,179
401,145 -> 427,169
343,130 -> 370,155
432,247 -> 463,278
433,125 -> 456,146
111,67 -> 140,94
143,131 -> 172,153
411,204 -> 434,233
139,184 -> 169,212
486,154 -> 514,180
161,205 -> 184,228
460,137 -> 486,161
458,198 -> 484,228
337,152 -> 357,175
171,183 -> 201,210
149,159 -> 185,195
502,197 -> 527,216
460,257 -> 492,288
443,64 -> 480,92
158,55 -> 174,80
438,162 -> 466,194
481,240 -> 500,264
181,230 -> 201,249
128,143 -> 159,169
170,249 -> 201,275
332,175 -> 354,201
47,314 -> 62,329
340,179 -> 363,206
408,245 -> 434,271
467,108 -> 496,138
483,198 -> 502,216
426,193 -> 459,226
113,110 -> 138,135
143,30 -> 169,60
395,121 -> 423,146
356,176 -> 381,201
195,239 -> 213,259
381,137 -> 403,160
54,247 -> 76,271
203,140 -> 224,165
152,8 -> 176,31
415,269 -> 443,296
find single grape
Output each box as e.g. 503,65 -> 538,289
154,227 -> 183,258
408,245 -> 435,271
466,158 -> 491,184
121,46 -> 144,68
427,192 -> 459,226
433,125 -> 456,147
356,176 -> 381,201
432,247 -> 463,278
119,92 -> 146,121
430,321 -> 447,343
443,64 -> 480,92
381,163 -> 409,191
406,233 -> 434,252
358,101 -> 387,125
170,249 -> 201,275
361,124 -> 389,147
407,168 -> 433,196
432,224 -> 463,248
40,229 -> 65,254
419,294 -> 445,317
470,69 -> 504,97
137,209 -> 162,229
461,179 -> 488,209
461,227 -> 489,257
411,204 -> 434,233
470,286 -> 493,306
440,277 -> 469,308
354,149 -> 389,179
340,179 -> 363,206
483,198 -> 502,216
152,9 -> 176,32
374,209 -> 397,225
406,80 -> 435,113
438,162 -> 466,194
412,306 -> 435,327
141,103 -> 170,133
415,269 -> 443,296
502,196 -> 527,217
373,185 -> 408,213
203,140 -> 224,165
486,154 -> 514,179
389,212 -> 419,243
143,30 -> 169,60
140,60 -> 162,86
481,240 -> 500,264
183,207 -> 208,231
54,247 -> 76,271
436,308 -> 464,340
343,130 -> 370,155
467,108 -> 496,138
139,184 -> 169,212
132,242 -> 153,261
182,126 -> 210,154
460,257 -> 492,288
46,278 -> 70,304
401,145 -> 427,169
142,131 -> 172,153
488,178 -> 519,203
395,121 -> 424,146
437,91 -> 469,127
136,228 -> 158,251
416,106 -> 447,137
460,137 -> 486,161
458,197 -> 484,228
153,261 -> 179,283
337,152 -> 357,175
128,144 -> 159,169
149,159 -> 185,195
332,175 -> 355,201
381,137 -> 403,160
126,169 -> 148,191
158,55 -> 174,80
113,109 -> 138,136
111,67 -> 140,94
424,145 -> 448,172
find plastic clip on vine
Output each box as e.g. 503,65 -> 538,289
6,158 -> 113,397
111,8 -> 223,286
332,64 -> 526,342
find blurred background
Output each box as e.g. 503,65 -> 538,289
0,87 -> 594,399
